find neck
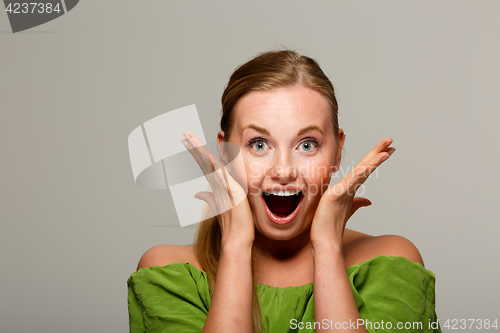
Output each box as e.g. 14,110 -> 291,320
252,227 -> 313,263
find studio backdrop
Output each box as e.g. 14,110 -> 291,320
1,1 -> 499,332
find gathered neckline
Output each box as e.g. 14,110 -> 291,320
133,254 -> 427,289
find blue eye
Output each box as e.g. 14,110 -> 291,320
245,138 -> 269,152
300,141 -> 313,151
253,140 -> 267,151
299,139 -> 320,151
245,137 -> 322,153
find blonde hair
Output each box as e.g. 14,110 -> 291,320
195,49 -> 340,332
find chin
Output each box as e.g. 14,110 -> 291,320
256,225 -> 309,242
252,208 -> 311,242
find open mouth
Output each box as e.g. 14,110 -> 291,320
262,189 -> 304,224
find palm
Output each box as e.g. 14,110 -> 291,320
181,131 -> 255,246
310,138 -> 395,244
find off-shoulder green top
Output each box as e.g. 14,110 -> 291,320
127,255 -> 441,332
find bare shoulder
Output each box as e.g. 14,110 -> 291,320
343,229 -> 425,268
136,244 -> 202,271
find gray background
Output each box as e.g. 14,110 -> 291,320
1,1 -> 499,332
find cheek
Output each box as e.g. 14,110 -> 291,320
300,161 -> 334,196
224,151 -> 251,192
304,176 -> 331,198
244,161 -> 267,195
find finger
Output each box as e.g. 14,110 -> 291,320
206,152 -> 249,208
203,153 -> 235,210
183,131 -> 203,147
338,152 -> 390,196
181,134 -> 213,175
183,132 -> 229,179
183,131 -> 244,208
354,138 -> 395,170
183,131 -> 214,164
181,141 -> 228,213
195,173 -> 233,215
353,140 -> 393,171
207,152 -> 236,208
194,148 -> 236,213
344,139 -> 396,190
181,139 -> 212,178
206,150 -> 237,208
219,165 -> 236,207
181,134 -> 227,189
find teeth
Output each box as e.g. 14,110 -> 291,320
264,189 -> 301,196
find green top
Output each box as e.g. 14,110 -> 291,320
127,255 -> 441,332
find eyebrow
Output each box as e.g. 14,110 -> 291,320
297,125 -> 324,137
242,124 -> 270,135
242,124 -> 324,137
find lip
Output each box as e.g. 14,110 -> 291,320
261,191 -> 304,225
263,186 -> 303,193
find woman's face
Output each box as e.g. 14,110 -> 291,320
218,85 -> 344,241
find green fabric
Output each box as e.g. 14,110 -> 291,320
127,255 -> 441,333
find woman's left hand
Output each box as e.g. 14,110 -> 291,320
310,138 -> 396,249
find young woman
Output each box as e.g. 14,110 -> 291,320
128,50 -> 441,333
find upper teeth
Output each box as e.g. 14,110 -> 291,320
264,189 -> 301,196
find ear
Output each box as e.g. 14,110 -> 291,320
217,130 -> 225,143
332,128 -> 345,173
217,130 -> 226,163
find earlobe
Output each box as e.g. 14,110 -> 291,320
217,131 -> 226,163
331,164 -> 340,174
332,129 -> 345,174
338,128 -> 345,147
217,130 -> 225,143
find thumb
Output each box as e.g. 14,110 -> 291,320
347,197 -> 372,220
194,191 -> 218,215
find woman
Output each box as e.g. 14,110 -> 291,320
128,50 -> 441,332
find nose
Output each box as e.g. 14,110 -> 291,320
269,151 -> 297,181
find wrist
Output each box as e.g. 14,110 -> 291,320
220,240 -> 253,258
311,238 -> 343,255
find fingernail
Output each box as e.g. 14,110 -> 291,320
381,154 -> 390,161
183,132 -> 192,139
181,139 -> 189,148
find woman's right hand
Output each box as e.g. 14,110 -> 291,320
182,131 -> 255,250
183,131 -> 254,333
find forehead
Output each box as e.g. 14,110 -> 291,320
232,86 -> 333,134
